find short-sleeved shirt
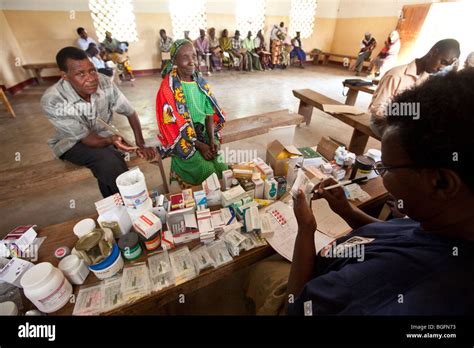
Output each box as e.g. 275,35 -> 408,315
77,37 -> 97,51
180,81 -> 214,126
242,37 -> 255,51
102,38 -> 121,53
369,60 -> 429,117
195,37 -> 209,54
288,218 -> 474,315
41,73 -> 136,158
231,37 -> 242,50
160,36 -> 173,52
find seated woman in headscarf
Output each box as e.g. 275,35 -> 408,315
219,29 -> 238,69
156,40 -> 228,187
367,30 -> 400,78
254,30 -> 272,70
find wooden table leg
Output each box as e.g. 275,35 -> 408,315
33,68 -> 44,84
344,89 -> 359,106
348,129 -> 369,155
0,89 -> 16,118
151,156 -> 170,194
297,101 -> 314,126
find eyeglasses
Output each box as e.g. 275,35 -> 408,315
372,161 -> 419,176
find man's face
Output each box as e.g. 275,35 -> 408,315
200,29 -> 205,38
79,30 -> 87,40
247,31 -> 252,39
365,34 -> 371,41
425,48 -> 459,74
175,44 -> 197,78
209,28 -> 215,37
280,22 -> 284,28
223,30 -> 228,37
63,58 -> 99,97
160,31 -> 166,40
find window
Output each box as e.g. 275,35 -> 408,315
289,0 -> 317,39
169,0 -> 207,40
88,0 -> 139,42
236,0 -> 266,37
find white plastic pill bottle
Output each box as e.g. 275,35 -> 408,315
20,262 -> 73,313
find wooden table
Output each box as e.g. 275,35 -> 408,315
22,63 -> 58,84
28,175 -> 388,315
293,89 -> 380,155
343,82 -> 376,106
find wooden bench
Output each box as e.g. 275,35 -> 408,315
316,52 -> 370,68
342,81 -> 376,106
0,110 -> 304,203
22,63 -> 58,84
292,89 -> 380,155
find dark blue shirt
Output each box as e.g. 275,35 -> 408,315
288,218 -> 474,315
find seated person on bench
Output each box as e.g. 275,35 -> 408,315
288,69 -> 474,315
41,47 -> 156,198
369,39 -> 460,137
156,40 -> 228,188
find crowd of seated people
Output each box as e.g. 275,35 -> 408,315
157,24 -> 307,74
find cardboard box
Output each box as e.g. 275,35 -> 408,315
297,147 -> 325,168
317,136 -> 346,162
266,140 -> 302,176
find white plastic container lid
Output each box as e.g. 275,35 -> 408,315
20,262 -> 54,289
366,149 -> 382,161
73,218 -> 96,238
0,301 -> 18,315
58,255 -> 80,273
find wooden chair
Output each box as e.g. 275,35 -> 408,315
0,88 -> 16,118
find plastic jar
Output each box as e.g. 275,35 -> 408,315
88,244 -> 124,280
140,232 -> 161,251
58,255 -> 90,285
349,155 -> 375,181
118,233 -> 142,261
20,262 -> 72,313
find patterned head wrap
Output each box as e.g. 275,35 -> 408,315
161,39 -> 193,77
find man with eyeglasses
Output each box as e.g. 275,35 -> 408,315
288,69 -> 474,315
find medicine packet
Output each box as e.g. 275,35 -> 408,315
147,250 -> 175,291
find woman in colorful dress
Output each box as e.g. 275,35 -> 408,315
219,29 -> 238,69
156,40 -> 228,187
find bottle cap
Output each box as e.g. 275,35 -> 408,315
54,246 -> 71,259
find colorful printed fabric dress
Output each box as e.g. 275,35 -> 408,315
170,81 -> 227,185
156,68 -> 228,187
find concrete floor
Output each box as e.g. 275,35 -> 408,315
0,64 -> 379,314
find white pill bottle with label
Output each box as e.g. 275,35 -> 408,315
20,262 -> 73,313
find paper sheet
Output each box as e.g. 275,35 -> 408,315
322,104 -> 365,115
263,200 -> 351,262
312,198 -> 352,238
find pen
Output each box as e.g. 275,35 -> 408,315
315,176 -> 368,192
